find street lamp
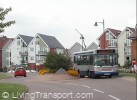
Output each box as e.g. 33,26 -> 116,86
94,19 -> 105,48
94,19 -> 105,32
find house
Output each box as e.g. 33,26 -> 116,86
86,42 -> 98,50
97,28 -> 121,50
0,36 -> 13,69
68,42 -> 83,61
9,34 -> 33,66
28,33 -> 64,69
129,26 -> 137,62
2,38 -> 14,68
118,27 -> 135,66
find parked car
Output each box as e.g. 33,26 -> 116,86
14,67 -> 26,77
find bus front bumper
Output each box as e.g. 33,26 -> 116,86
93,71 -> 119,76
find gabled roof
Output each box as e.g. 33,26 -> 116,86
129,31 -> 137,39
97,28 -> 121,40
19,34 -> 33,45
69,42 -> 83,51
38,33 -> 64,49
0,36 -> 12,49
107,28 -> 121,37
86,42 -> 98,50
118,27 -> 135,38
127,27 -> 135,33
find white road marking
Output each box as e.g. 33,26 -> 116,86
108,95 -> 121,100
66,83 -> 78,85
46,81 -> 61,84
93,89 -> 104,93
81,85 -> 90,88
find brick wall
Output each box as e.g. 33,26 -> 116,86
99,33 -> 107,49
0,50 -> 2,68
28,63 -> 36,70
131,39 -> 137,61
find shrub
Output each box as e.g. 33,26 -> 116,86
38,68 -> 50,75
67,70 -> 78,77
0,68 -> 3,72
44,53 -> 72,73
38,69 -> 44,75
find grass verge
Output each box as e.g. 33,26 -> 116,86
0,72 -> 12,79
119,72 -> 137,79
0,83 -> 27,100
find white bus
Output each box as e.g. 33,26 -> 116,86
73,49 -> 119,78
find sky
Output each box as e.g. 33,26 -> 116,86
0,0 -> 136,49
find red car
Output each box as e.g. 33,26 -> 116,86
14,67 -> 26,77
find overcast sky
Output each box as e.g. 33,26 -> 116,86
0,0 -> 136,49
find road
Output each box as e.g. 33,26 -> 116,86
0,73 -> 136,100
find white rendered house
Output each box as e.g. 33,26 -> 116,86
9,34 -> 33,66
28,33 -> 64,69
118,27 -> 135,66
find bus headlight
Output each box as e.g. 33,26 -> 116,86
94,68 -> 99,72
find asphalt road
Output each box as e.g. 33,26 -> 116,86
0,73 -> 136,100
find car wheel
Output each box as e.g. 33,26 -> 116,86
24,75 -> 26,77
14,75 -> 16,77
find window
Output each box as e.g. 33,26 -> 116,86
94,54 -> 118,66
30,48 -> 34,51
17,41 -> 20,45
75,54 -> 94,65
31,56 -> 34,60
108,39 -> 117,46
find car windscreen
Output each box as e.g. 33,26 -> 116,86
16,68 -> 25,71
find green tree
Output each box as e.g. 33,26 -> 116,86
44,53 -> 72,73
0,7 -> 15,33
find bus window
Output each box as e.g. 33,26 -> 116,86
89,55 -> 93,65
94,54 -> 118,66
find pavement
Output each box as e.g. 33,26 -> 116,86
0,72 -> 136,100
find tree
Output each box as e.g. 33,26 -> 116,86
0,7 -> 15,33
44,53 -> 72,73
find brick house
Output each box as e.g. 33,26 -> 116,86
129,28 -> 137,61
97,28 -> 121,50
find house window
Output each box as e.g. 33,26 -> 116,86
17,41 -> 20,45
30,48 -> 34,51
31,56 -> 34,60
108,39 -> 117,46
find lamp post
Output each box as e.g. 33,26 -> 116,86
94,19 -> 105,48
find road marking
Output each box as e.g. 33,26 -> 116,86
108,95 -> 121,100
93,89 -> 104,93
66,83 -> 78,85
46,81 -> 61,84
81,85 -> 90,88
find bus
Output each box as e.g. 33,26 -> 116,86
73,49 -> 119,78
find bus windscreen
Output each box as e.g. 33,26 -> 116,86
94,54 -> 118,66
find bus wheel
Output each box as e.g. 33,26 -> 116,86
91,74 -> 96,79
78,71 -> 84,78
108,75 -> 112,78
